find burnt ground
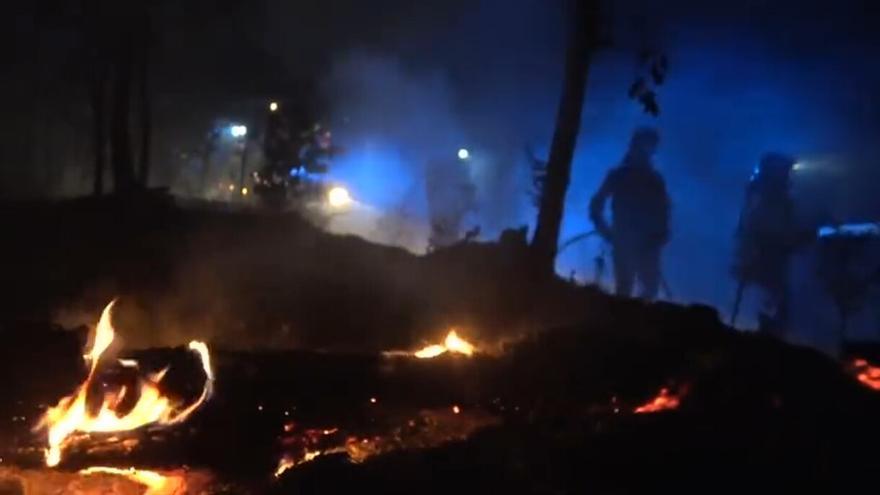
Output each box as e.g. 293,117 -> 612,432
1,194 -> 880,494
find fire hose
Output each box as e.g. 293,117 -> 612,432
558,230 -> 674,299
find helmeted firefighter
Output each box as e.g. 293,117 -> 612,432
589,127 -> 671,299
730,152 -> 801,335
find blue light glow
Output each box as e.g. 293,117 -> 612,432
229,125 -> 248,138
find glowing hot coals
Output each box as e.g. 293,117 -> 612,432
33,300 -> 214,467
80,466 -> 185,495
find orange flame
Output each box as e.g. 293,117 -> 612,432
634,387 -> 681,414
34,300 -> 214,467
274,408 -> 498,479
80,466 -> 185,495
414,330 -> 476,358
274,456 -> 296,478
273,448 -> 347,477
852,359 -> 880,390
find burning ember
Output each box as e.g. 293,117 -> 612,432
852,359 -> 880,390
274,427 -> 349,478
274,407 -> 498,479
33,300 -> 214,467
80,466 -> 185,495
413,330 -> 476,358
274,448 -> 347,478
274,456 -> 295,478
634,387 -> 683,414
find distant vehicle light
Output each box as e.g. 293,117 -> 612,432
227,184 -> 235,192
269,102 -> 279,112
241,187 -> 249,196
229,125 -> 248,138
457,148 -> 470,160
327,186 -> 352,208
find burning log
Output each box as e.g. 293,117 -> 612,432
273,406 -> 499,479
31,300 -> 214,468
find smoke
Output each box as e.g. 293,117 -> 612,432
318,0 -> 568,250
10,0 -> 880,350
319,50 -> 535,251
317,52 -> 454,251
318,1 -> 880,347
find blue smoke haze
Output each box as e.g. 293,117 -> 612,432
319,0 -> 880,348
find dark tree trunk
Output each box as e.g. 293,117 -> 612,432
83,0 -> 108,195
110,36 -> 136,193
530,0 -> 598,274
91,64 -> 107,195
136,13 -> 151,187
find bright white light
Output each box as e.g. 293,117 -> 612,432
792,162 -> 804,171
457,148 -> 470,160
269,102 -> 279,112
241,187 -> 249,196
230,125 -> 248,138
327,186 -> 352,208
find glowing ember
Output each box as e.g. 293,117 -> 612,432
274,456 -> 295,478
274,408 -> 499,479
634,387 -> 682,414
852,359 -> 880,390
33,300 -> 215,467
413,330 -> 476,359
80,466 -> 185,495
274,448 -> 347,477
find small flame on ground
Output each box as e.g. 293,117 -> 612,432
80,466 -> 184,495
34,300 -> 215,467
413,330 -> 476,359
274,457 -> 295,478
634,387 -> 682,414
274,448 -> 347,478
852,359 -> 880,390
273,408 -> 498,479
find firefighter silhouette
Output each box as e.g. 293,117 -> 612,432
730,152 -> 802,335
590,127 -> 670,299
